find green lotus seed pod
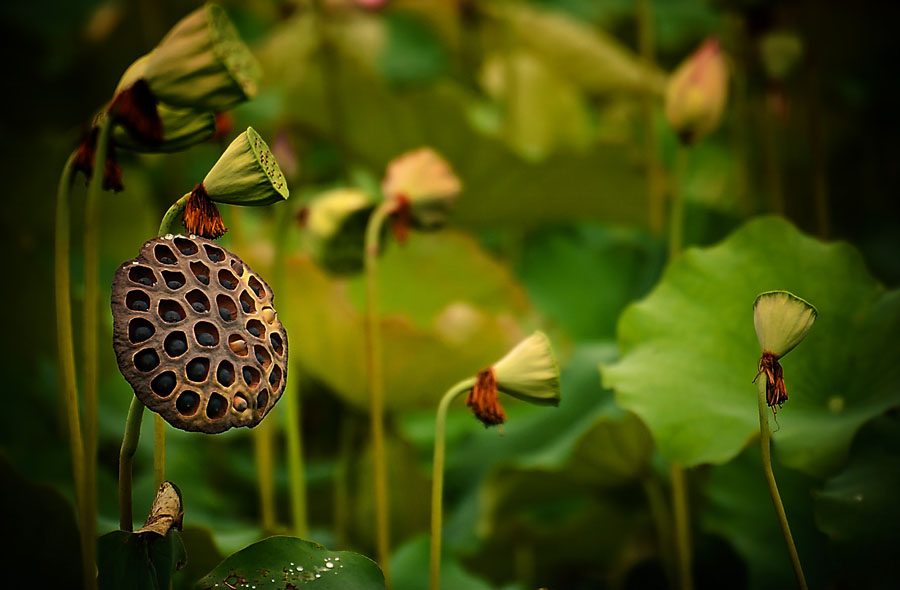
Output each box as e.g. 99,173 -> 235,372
141,3 -> 262,111
202,127 -> 289,206
113,102 -> 216,153
381,147 -> 461,230
302,188 -> 376,275
492,331 -> 561,406
753,290 -> 817,358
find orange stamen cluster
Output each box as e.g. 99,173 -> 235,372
109,79 -> 164,146
73,127 -> 124,192
466,368 -> 506,427
754,350 -> 788,412
389,195 -> 412,244
183,183 -> 227,239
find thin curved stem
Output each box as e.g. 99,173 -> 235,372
670,463 -> 693,590
118,395 -> 145,531
757,379 -> 807,589
273,203 -> 308,537
81,114 -> 113,589
150,193 -> 190,490
364,200 -> 396,581
429,377 -> 477,590
56,152 -> 93,590
668,144 -> 690,257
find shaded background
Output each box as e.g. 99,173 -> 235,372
2,0 -> 899,588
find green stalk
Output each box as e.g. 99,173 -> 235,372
118,395 -> 146,531
364,200 -> 396,580
756,380 -> 807,589
151,193 -> 190,489
667,144 -> 690,257
56,152 -> 94,590
667,146 -> 692,590
429,377 -> 477,590
637,0 -> 664,235
83,114 -> 114,590
670,463 -> 693,590
642,473 -> 675,587
273,204 -> 308,537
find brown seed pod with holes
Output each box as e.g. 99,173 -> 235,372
110,234 -> 288,434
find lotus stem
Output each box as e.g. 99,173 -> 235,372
429,377 -> 477,590
364,200 -> 396,580
56,151 -> 94,590
756,379 -> 807,589
118,395 -> 145,531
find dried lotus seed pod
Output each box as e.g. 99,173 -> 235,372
110,234 -> 288,434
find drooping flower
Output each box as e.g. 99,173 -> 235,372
381,148 -> 461,240
752,290 -> 817,411
466,331 -> 561,427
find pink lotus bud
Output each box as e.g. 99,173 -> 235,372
664,38 -> 729,144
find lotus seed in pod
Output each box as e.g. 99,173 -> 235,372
110,234 -> 289,434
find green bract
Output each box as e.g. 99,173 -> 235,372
203,127 -> 290,205
493,331 -> 561,406
303,188 -> 376,275
753,290 -> 817,357
381,148 -> 461,229
112,103 -> 216,153
141,3 -> 261,111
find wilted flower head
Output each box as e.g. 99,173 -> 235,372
183,127 -> 290,238
139,3 -> 261,111
381,148 -> 461,240
112,101 -> 217,153
664,38 -> 728,144
467,331 -> 561,428
752,290 -> 817,411
301,188 -> 376,275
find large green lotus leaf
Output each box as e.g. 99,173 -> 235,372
813,416 -> 900,587
702,445 -> 829,589
195,536 -> 384,590
256,17 -> 651,229
482,3 -> 666,96
391,534 -> 522,590
281,232 -> 529,411
479,49 -> 591,160
602,216 -> 900,476
517,224 -> 664,341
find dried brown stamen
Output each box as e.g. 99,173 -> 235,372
73,126 -> 124,192
466,367 -> 506,427
754,350 -> 788,413
389,195 -> 412,245
183,183 -> 227,239
109,79 -> 164,146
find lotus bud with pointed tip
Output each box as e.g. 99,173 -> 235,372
466,331 -> 561,427
665,38 -> 728,144
301,188 -> 376,275
752,290 -> 816,411
381,147 -> 461,234
139,3 -> 262,111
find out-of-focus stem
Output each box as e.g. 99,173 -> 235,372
637,0 -> 665,235
642,472 -> 675,587
429,377 -> 477,590
83,113 -> 114,590
334,414 -> 354,548
364,201 -> 395,582
56,152 -> 93,590
757,380 -> 807,589
118,395 -> 145,531
760,93 -> 785,215
668,144 -> 690,257
670,463 -> 693,590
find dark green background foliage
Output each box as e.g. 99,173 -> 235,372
1,0 -> 899,588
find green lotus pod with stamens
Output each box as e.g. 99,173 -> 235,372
381,147 -> 461,229
202,127 -> 289,205
302,188 -> 376,275
113,103 -> 216,153
140,3 -> 262,111
492,331 -> 561,406
753,290 -> 817,358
